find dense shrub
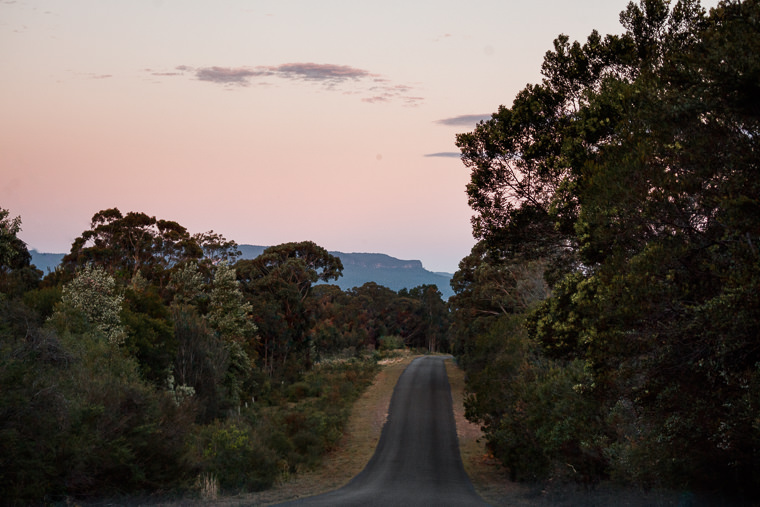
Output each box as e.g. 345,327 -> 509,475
0,328 -> 195,503
185,356 -> 379,493
378,335 -> 404,351
1,209 -> 401,503
192,420 -> 279,492
463,315 -> 607,484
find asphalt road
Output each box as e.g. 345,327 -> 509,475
274,356 -> 491,506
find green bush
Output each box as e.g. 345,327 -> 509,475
254,357 -> 378,474
378,335 -> 405,351
286,380 -> 319,401
463,315 -> 606,483
194,420 -> 279,492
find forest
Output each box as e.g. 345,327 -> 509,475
2,0 -> 759,504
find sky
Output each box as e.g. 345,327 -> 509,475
1,0 -> 692,273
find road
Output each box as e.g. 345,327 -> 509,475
274,356 -> 491,506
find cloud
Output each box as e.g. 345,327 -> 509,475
196,66 -> 267,85
269,63 -> 374,82
435,114 -> 491,127
403,96 -> 425,106
362,96 -> 390,104
180,63 -> 372,87
424,152 -> 461,158
149,62 -> 422,104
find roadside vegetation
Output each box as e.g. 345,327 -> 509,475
0,207 -> 449,505
449,0 -> 759,503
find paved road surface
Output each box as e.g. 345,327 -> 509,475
274,356 -> 490,506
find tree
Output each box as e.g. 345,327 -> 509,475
62,209 -> 198,283
559,0 -> 760,490
172,304 -> 230,422
0,208 -> 31,273
193,230 -> 241,266
51,265 -> 126,344
235,241 -> 343,379
121,281 -> 177,385
344,282 -> 399,348
168,261 -> 206,307
62,209 -> 240,290
454,26 -> 639,277
398,285 -> 449,352
207,262 -> 257,346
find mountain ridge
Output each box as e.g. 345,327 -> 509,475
30,246 -> 455,299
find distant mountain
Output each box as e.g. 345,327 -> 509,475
29,250 -> 65,274
30,246 -> 455,299
238,245 -> 454,299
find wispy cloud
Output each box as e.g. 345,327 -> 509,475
148,62 -> 422,105
362,96 -> 390,104
435,114 -> 491,127
271,63 -> 373,82
424,152 -> 461,158
196,66 -> 267,84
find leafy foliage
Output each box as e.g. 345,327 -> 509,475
0,209 -> 31,273
235,241 -> 343,380
52,264 -> 126,344
453,0 -> 760,498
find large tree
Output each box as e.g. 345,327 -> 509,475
62,208 -> 240,288
235,241 -> 343,379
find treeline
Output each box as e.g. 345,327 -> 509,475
451,0 -> 759,501
0,207 -> 449,504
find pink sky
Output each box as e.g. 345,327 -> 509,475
2,0 -> 694,273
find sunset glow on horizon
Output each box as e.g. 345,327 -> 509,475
3,0 -> 663,273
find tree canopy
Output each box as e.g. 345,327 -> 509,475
0,208 -> 31,273
62,208 -> 240,286
453,0 -> 760,495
